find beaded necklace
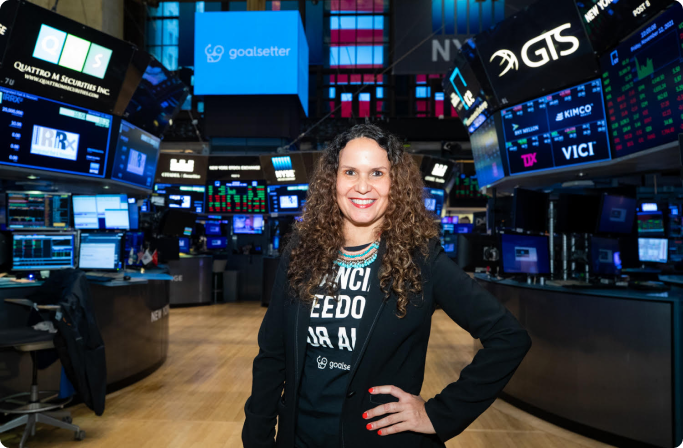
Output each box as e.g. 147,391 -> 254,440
334,239 -> 380,269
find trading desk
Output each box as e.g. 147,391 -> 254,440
0,275 -> 172,400
475,275 -> 682,448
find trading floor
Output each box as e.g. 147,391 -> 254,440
0,303 -> 611,448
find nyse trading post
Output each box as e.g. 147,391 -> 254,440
501,79 -> 611,175
0,86 -> 112,178
601,5 -> 683,159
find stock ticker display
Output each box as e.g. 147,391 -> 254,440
470,114 -> 506,187
7,192 -> 71,230
206,180 -> 267,214
500,79 -> 611,175
601,5 -> 683,159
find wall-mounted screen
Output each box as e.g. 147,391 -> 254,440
0,86 -> 112,178
0,1 -> 136,114
421,156 -> 455,188
7,192 -> 71,230
233,214 -> 264,234
155,154 -> 209,186
109,119 -> 161,189
470,113 -> 506,187
500,79 -> 611,175
207,155 -> 263,181
475,0 -> 598,107
206,180 -> 267,214
153,184 -> 205,214
260,153 -> 309,184
600,5 -> 683,159
444,45 -> 491,134
267,183 -> 309,214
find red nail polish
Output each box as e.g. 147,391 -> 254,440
366,423 -> 372,430
368,387 -> 373,393
378,430 -> 383,435
362,412 -> 368,419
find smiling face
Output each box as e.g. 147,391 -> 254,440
336,137 -> 391,238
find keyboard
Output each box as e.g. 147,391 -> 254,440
86,274 -> 121,283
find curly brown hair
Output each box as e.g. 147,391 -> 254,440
286,124 -> 439,318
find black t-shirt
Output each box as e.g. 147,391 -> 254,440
294,244 -> 378,448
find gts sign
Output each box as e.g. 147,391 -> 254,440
489,24 -> 580,77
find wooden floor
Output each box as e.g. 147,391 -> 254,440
0,302 -> 614,448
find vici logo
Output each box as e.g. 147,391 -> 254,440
555,103 -> 594,122
170,159 -> 195,173
521,153 -> 537,168
431,163 -> 449,177
561,141 -> 597,160
490,23 -> 580,77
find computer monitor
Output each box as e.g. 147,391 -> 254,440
555,193 -> 601,234
11,233 -> 76,271
159,209 -> 197,237
453,224 -> 474,234
266,184 -> 308,214
207,236 -> 228,250
637,211 -> 664,235
128,203 -> 139,230
669,204 -> 683,237
204,221 -> 222,236
78,232 -> 124,271
590,237 -> 620,276
669,238 -> 683,263
512,188 -> 549,233
597,194 -> 637,235
6,192 -> 72,230
104,209 -> 130,230
73,195 -> 129,230
178,237 -> 190,254
457,234 -> 500,271
500,234 -> 551,275
233,215 -> 264,234
638,238 -> 668,263
424,188 -> 445,216
441,216 -> 459,224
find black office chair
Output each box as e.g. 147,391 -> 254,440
0,299 -> 85,447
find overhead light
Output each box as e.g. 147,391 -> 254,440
103,185 -> 110,189
27,175 -> 39,180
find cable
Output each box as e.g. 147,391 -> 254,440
51,0 -> 59,12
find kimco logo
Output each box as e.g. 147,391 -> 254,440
521,153 -> 537,167
170,159 -> 195,173
555,104 -> 594,122
561,141 -> 596,160
490,23 -> 580,77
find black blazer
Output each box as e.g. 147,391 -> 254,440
243,239 -> 531,448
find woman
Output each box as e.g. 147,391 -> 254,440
243,124 -> 531,448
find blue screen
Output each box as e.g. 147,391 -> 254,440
424,188 -> 444,216
591,237 -> 620,276
470,114 -> 506,187
128,203 -> 139,230
638,238 -> 668,263
79,232 -> 123,271
194,11 -> 309,115
110,120 -> 161,189
501,234 -> 550,274
12,233 -> 76,271
178,237 -> 190,254
207,236 -> 228,249
454,224 -> 474,234
205,221 -> 222,236
500,79 -> 611,176
598,195 -> 637,234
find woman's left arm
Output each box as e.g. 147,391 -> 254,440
421,246 -> 532,442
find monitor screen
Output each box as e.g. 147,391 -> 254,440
513,188 -> 549,233
78,232 -> 123,270
424,188 -> 444,216
153,184 -> 205,214
500,79 -> 611,176
670,204 -> 683,237
6,192 -> 71,230
0,86 -> 113,178
669,238 -> 683,263
591,236 -> 620,276
178,237 -> 190,254
637,212 -> 664,235
109,119 -> 161,189
555,193 -> 602,234
267,184 -> 309,214
124,231 -> 144,265
233,214 -> 264,234
454,224 -> 474,234
73,194 -> 128,230
128,203 -> 139,230
470,114 -> 506,187
11,232 -> 76,271
206,236 -> 228,250
501,234 -> 551,274
441,216 -> 459,224
638,238 -> 668,263
597,195 -> 637,234
206,180 -> 267,214
600,5 -> 683,159
204,221 -> 222,236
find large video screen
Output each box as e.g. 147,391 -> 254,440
267,183 -> 309,214
470,113 -> 506,187
109,119 -> 160,189
475,0 -> 598,107
206,180 -> 267,214
194,11 -> 309,115
575,0 -> 671,55
600,5 -> 683,159
154,184 -> 205,214
0,86 -> 112,178
0,1 -> 135,114
500,79 -> 611,176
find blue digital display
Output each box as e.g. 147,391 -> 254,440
500,79 -> 611,176
501,234 -> 551,275
194,11 -> 309,115
207,236 -> 228,249
597,194 -> 637,235
423,188 -> 444,216
178,237 -> 190,254
109,120 -> 161,189
470,114 -> 506,187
